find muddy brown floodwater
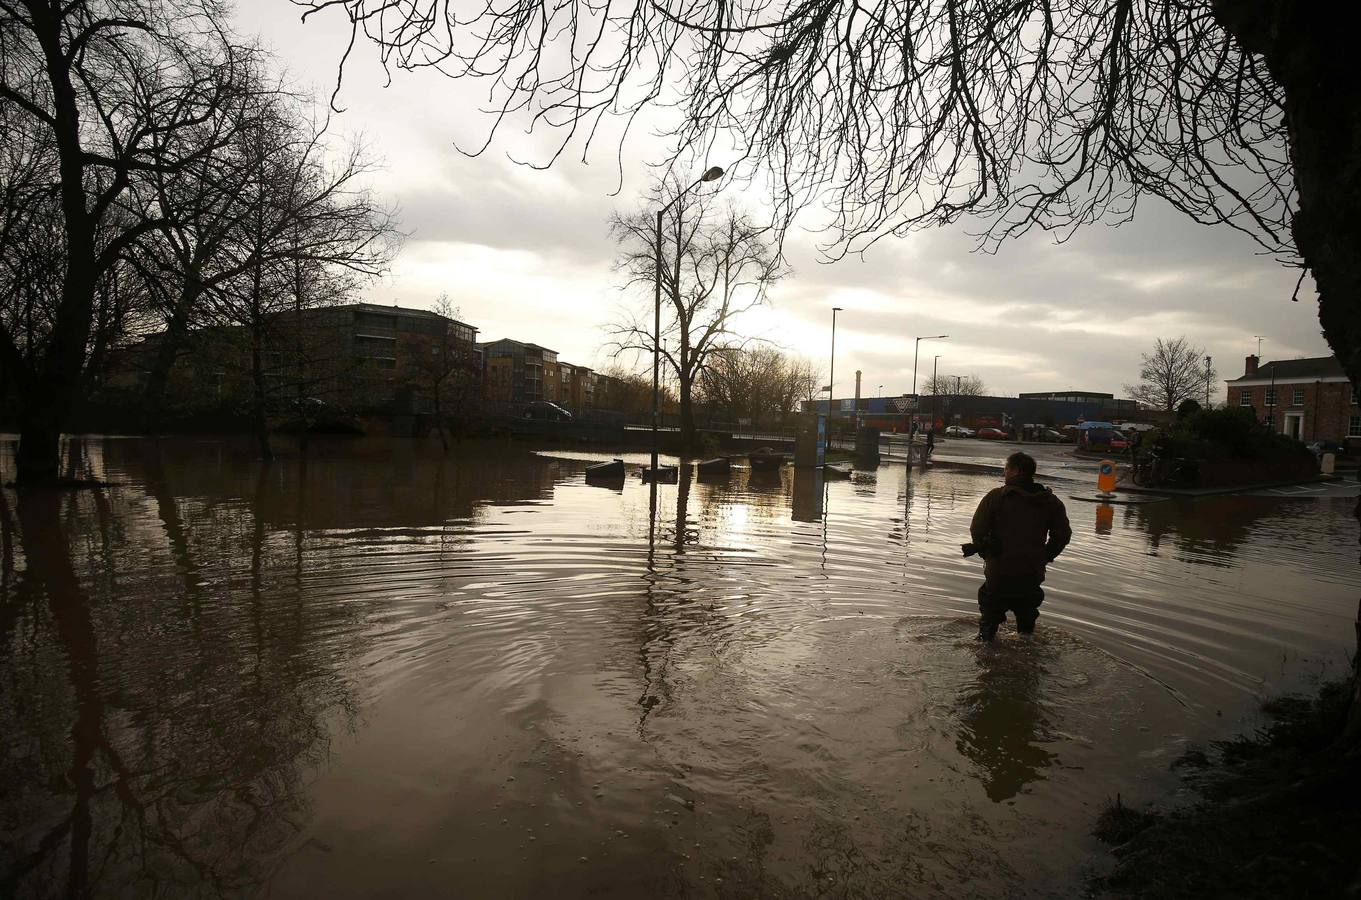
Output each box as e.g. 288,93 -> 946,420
1,437 -> 1356,898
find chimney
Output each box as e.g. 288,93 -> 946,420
1245,354 -> 1259,375
854,370 -> 862,405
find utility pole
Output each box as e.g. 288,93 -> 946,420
828,307 -> 843,425
1204,355 -> 1212,406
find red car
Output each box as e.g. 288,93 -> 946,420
977,427 -> 1010,440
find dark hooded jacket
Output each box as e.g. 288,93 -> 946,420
970,477 -> 1072,584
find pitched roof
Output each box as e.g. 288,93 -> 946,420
1229,356 -> 1345,382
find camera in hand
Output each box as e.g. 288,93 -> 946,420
961,534 -> 1001,559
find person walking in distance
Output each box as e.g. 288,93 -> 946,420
968,451 -> 1072,641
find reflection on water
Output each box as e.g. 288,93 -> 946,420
956,642 -> 1056,803
1,437 -> 1356,898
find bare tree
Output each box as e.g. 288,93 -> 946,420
408,294 -> 480,451
1124,337 -> 1217,412
0,0 -> 248,484
607,185 -> 785,445
595,363 -> 669,415
132,59 -> 285,430
924,374 -> 987,397
206,111 -> 398,459
700,346 -> 819,425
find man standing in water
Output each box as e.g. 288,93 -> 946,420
969,451 -> 1072,641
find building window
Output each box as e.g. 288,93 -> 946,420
1351,416 -> 1361,438
1292,387 -> 1305,406
1264,387 -> 1276,407
1238,391 -> 1251,407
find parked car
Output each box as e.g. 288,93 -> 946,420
977,427 -> 1009,440
1082,428 -> 1128,451
523,400 -> 574,422
1038,428 -> 1068,443
944,425 -> 975,437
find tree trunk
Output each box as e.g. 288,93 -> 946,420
16,394 -> 63,484
679,376 -> 696,447
15,9 -> 97,486
434,387 -> 449,452
250,322 -> 273,461
1216,0 -> 1361,746
141,282 -> 202,432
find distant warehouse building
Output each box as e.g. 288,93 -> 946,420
1018,390 -> 1143,415
1225,354 -> 1359,445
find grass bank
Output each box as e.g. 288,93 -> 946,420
1092,680 -> 1360,898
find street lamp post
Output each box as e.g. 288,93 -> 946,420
828,307 -> 843,424
912,334 -> 947,435
1204,355 -> 1212,407
651,166 -> 724,475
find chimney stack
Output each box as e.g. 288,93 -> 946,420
1245,354 -> 1259,376
854,370 -> 862,404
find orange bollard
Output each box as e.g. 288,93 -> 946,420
1095,503 -> 1114,534
1097,459 -> 1117,494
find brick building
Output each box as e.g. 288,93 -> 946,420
478,338 -> 597,412
107,302 -> 479,415
1224,355 -> 1359,445
479,339 -> 557,405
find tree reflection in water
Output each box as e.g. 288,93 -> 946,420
0,447 -> 365,898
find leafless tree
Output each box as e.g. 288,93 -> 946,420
700,345 -> 819,425
408,294 -> 480,451
0,0 -> 249,484
205,111 -> 399,459
924,374 -> 988,397
595,363 -> 670,415
607,185 -> 785,444
131,59 -> 286,430
1124,337 -> 1216,412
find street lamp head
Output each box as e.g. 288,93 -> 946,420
701,166 -> 725,182
832,306 -> 843,311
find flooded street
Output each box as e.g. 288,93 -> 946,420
2,437 -> 1357,898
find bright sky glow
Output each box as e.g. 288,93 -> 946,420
234,0 -> 1330,399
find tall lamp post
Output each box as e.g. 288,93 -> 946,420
1204,355 -> 1212,406
651,165 -> 724,474
828,307 -> 844,423
912,334 -> 947,434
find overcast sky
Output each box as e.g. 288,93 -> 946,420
234,0 -> 1330,401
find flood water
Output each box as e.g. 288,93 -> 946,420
2,437 -> 1356,898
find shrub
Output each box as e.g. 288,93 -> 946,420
1151,407 -> 1313,462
